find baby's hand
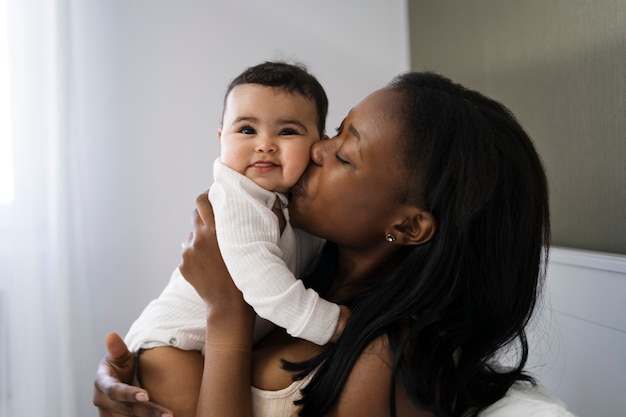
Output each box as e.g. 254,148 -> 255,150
330,305 -> 352,343
272,196 -> 287,235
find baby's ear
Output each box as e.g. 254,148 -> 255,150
217,128 -> 222,144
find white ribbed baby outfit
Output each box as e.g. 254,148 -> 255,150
125,159 -> 337,353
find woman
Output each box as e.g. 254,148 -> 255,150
94,72 -> 569,416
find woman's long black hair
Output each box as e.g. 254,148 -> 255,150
284,72 -> 551,416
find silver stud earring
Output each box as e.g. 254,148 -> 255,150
386,233 -> 396,242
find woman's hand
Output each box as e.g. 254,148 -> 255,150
93,332 -> 174,417
179,191 -> 255,417
179,191 -> 250,315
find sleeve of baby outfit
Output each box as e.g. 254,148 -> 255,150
124,267 -> 208,354
209,159 -> 340,345
292,227 -> 327,277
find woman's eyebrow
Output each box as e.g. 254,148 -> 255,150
348,124 -> 360,140
348,124 -> 364,159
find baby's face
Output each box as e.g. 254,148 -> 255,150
219,84 -> 320,193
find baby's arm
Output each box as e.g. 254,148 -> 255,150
274,200 -> 351,343
210,161 -> 342,345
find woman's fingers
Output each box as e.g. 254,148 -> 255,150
180,191 -> 241,305
94,387 -> 173,417
93,333 -> 173,416
95,333 -> 144,403
195,191 -> 211,219
105,332 -> 134,367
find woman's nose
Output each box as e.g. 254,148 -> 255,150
311,137 -> 330,165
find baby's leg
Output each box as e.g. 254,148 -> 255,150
138,346 -> 203,417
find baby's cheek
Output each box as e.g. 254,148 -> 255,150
284,160 -> 308,181
220,146 -> 249,174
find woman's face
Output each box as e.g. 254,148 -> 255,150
289,86 -> 410,248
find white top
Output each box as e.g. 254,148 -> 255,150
124,159 -> 334,353
251,370 -> 316,417
477,381 -> 577,416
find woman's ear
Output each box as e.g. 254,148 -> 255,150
389,208 -> 436,246
217,128 -> 222,144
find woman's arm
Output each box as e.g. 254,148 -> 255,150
180,192 -> 256,417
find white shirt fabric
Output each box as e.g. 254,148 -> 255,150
124,159 -> 336,353
478,381 -> 577,416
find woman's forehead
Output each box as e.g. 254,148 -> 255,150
349,88 -> 404,144
352,88 -> 403,124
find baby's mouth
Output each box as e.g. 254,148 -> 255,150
251,160 -> 278,168
249,160 -> 279,173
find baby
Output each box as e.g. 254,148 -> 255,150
124,62 -> 348,357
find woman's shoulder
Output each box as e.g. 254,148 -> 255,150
360,333 -> 393,365
331,334 -> 435,417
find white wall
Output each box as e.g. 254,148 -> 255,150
527,247 -> 626,416
67,1 -> 409,415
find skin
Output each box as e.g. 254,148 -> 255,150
93,87 -> 436,417
219,84 -> 322,193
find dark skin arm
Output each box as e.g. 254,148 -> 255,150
179,191 -> 256,417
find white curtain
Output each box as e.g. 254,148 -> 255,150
0,0 -> 78,415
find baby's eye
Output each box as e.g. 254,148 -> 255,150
240,126 -> 256,135
279,128 -> 298,136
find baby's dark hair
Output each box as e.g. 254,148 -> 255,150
221,61 -> 328,136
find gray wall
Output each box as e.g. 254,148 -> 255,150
408,0 -> 626,255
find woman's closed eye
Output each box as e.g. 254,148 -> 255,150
335,153 -> 350,165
